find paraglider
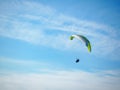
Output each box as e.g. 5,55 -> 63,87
70,34 -> 91,52
70,34 -> 91,63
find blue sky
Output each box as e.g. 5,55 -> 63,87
0,0 -> 120,90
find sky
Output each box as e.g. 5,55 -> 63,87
0,0 -> 120,90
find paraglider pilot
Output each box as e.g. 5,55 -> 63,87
76,59 -> 80,63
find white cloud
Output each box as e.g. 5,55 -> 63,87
0,0 -> 120,59
0,57 -> 120,90
0,69 -> 120,90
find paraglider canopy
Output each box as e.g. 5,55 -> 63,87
70,34 -> 91,52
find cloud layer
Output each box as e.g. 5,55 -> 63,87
0,52 -> 120,90
0,57 -> 120,90
0,70 -> 120,90
0,1 -> 120,59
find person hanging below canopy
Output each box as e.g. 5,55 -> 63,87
75,58 -> 80,63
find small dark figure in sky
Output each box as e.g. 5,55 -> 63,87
76,59 -> 80,63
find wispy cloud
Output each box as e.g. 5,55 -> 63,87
0,57 -> 46,66
0,1 -> 120,59
0,57 -> 55,74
